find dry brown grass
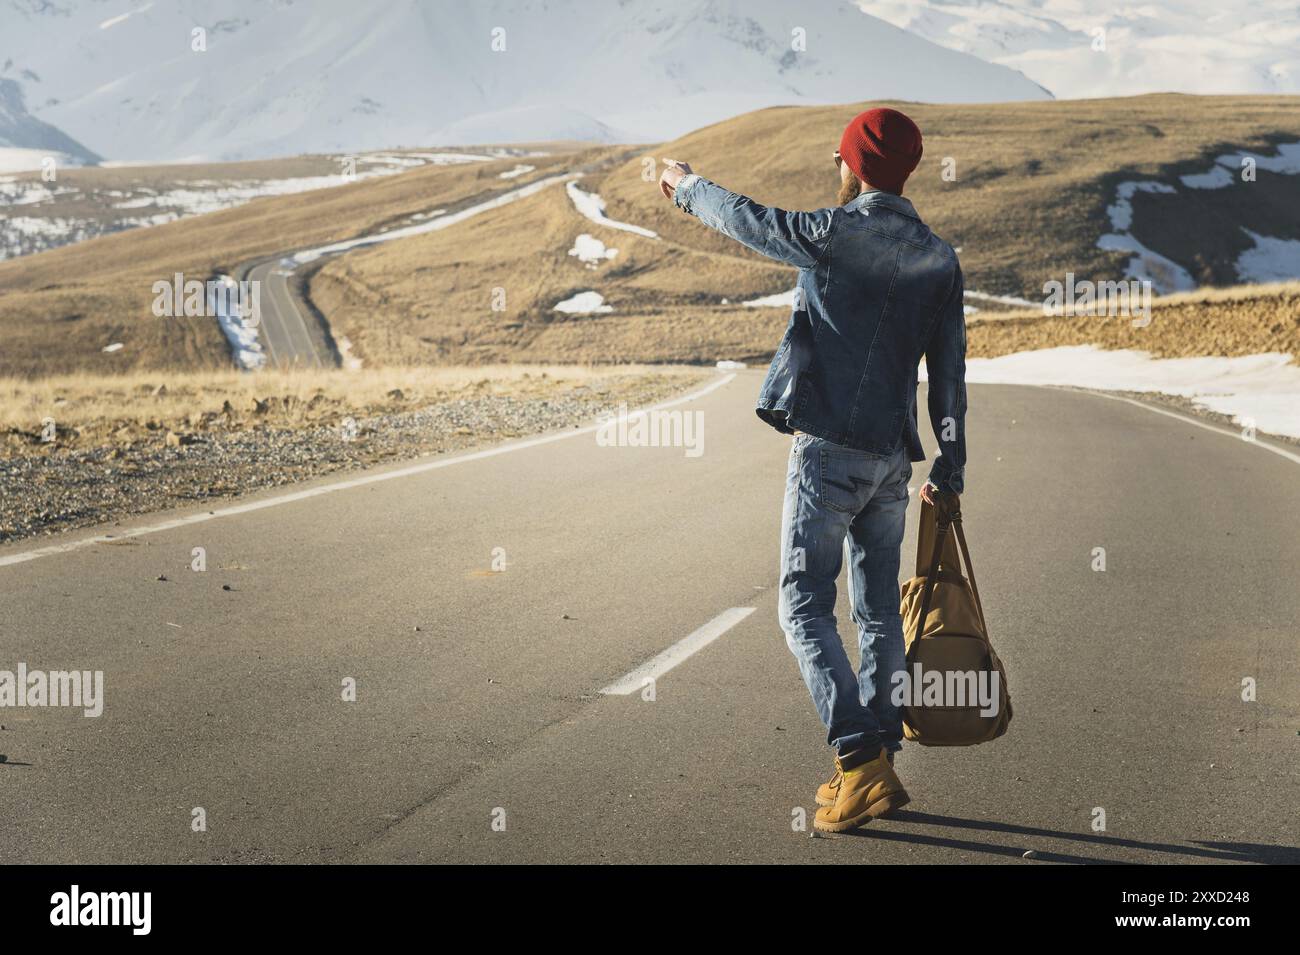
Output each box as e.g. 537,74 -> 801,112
5,95 -> 1299,377
0,363 -> 702,452
313,94 -> 1300,367
966,281 -> 1300,359
0,147 -> 603,377
596,93 -> 1300,298
310,181 -> 790,366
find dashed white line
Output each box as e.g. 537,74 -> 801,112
599,607 -> 756,695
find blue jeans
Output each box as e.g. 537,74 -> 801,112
778,433 -> 911,757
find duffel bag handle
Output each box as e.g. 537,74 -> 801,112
913,494 -> 987,642
951,510 -> 988,636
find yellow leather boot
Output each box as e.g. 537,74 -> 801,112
814,747 -> 909,832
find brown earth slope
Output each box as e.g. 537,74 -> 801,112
316,94 -> 1300,367
0,148 -> 599,377
4,95 -> 1299,375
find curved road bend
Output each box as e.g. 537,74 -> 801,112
239,152 -> 644,371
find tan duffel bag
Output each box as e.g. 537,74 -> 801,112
899,494 -> 1012,745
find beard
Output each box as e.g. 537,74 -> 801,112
837,173 -> 863,206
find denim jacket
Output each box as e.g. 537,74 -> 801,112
673,175 -> 967,494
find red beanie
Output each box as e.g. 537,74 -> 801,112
838,108 -> 923,195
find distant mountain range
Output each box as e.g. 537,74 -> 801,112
0,0 -> 1049,163
0,77 -> 100,166
856,0 -> 1300,99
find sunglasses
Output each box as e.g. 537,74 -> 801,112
833,150 -> 842,169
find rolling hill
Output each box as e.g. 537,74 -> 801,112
312,93 -> 1300,366
2,94 -> 1298,377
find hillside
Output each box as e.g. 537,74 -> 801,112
4,94 -> 1298,376
0,77 -> 100,168
314,94 -> 1300,366
0,147 -> 597,376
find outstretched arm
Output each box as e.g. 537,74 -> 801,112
659,159 -> 834,270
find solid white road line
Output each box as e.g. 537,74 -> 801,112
0,372 -> 738,569
1074,388 -> 1300,466
599,607 -> 756,695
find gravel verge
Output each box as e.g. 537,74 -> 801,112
0,371 -> 708,545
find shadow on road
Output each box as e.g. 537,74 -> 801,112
848,810 -> 1300,864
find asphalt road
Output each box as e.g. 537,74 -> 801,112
239,163 -> 596,371
1,371 -> 1297,864
244,258 -> 330,370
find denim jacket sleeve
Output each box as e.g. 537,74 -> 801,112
673,174 -> 834,269
925,264 -> 967,494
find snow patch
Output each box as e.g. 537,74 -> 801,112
568,233 -> 618,268
743,287 -> 798,308
1180,142 -> 1300,189
291,173 -> 575,265
927,346 -> 1300,439
565,182 -> 658,239
111,171 -> 395,217
99,4 -> 153,30
0,148 -> 87,174
965,289 -> 1037,308
553,291 -> 612,314
210,276 -> 266,370
1105,181 -> 1177,233
1236,230 -> 1300,283
336,335 -> 364,371
1097,181 -> 1196,294
360,152 -> 495,167
1180,165 -> 1236,190
1099,143 -> 1300,289
1,152 -> 483,261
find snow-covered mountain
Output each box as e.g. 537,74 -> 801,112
0,77 -> 101,168
0,0 -> 1050,163
857,0 -> 1300,99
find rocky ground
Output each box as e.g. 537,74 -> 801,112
0,370 -> 708,545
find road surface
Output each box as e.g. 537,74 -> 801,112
244,257 -> 331,370
1,372 -> 1297,864
239,161 -> 611,371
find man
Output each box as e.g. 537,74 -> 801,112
658,107 -> 966,833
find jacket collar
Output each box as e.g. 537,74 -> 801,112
846,190 -> 920,220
